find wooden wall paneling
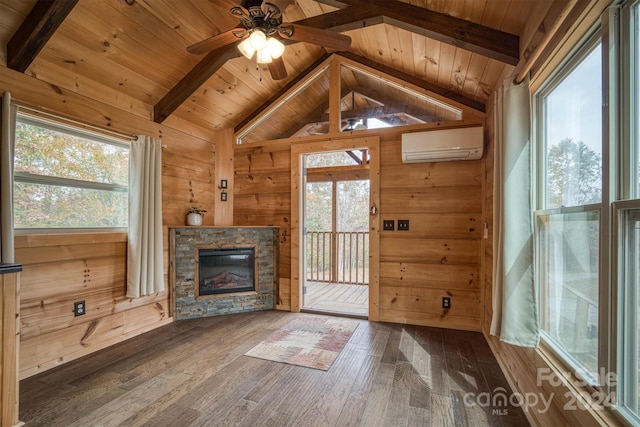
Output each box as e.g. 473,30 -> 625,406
234,171 -> 291,195
20,257 -> 125,301
379,286 -> 480,322
380,262 -> 479,289
381,160 -> 483,188
214,128 -> 233,226
0,270 -> 20,427
380,237 -> 480,264
162,149 -> 213,183
0,67 -> 214,151
368,137 -> 381,321
14,231 -> 172,379
19,303 -> 171,379
234,142 -> 293,308
1,63 -> 213,379
14,242 -> 126,266
379,213 -> 481,239
378,131 -> 483,330
290,144 -> 303,312
21,288 -> 123,340
378,308 -> 480,331
381,187 -> 482,213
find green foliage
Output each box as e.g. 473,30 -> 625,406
547,138 -> 601,208
13,121 -> 129,228
187,206 -> 207,215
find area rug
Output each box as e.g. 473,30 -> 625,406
244,315 -> 359,370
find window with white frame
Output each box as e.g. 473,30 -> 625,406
14,113 -> 129,229
534,1 -> 640,423
536,38 -> 602,382
618,0 -> 640,422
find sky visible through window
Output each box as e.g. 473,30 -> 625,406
545,45 -> 602,159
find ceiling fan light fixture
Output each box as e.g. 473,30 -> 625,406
256,48 -> 273,64
248,29 -> 267,50
266,37 -> 285,59
237,38 -> 256,60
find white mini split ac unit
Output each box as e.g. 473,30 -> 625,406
401,125 -> 484,163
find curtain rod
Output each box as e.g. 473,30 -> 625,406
15,103 -> 137,143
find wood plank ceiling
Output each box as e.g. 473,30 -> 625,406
0,0 -> 548,138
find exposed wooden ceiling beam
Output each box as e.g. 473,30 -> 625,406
154,8 -> 362,124
154,43 -> 241,124
314,0 -> 519,65
156,0 -> 509,123
7,0 -> 79,72
290,6 -> 383,34
338,52 -> 486,113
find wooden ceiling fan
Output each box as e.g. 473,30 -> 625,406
186,0 -> 351,80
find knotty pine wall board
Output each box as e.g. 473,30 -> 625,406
1,65 -> 214,378
234,128 -> 484,328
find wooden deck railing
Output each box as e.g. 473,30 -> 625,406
305,231 -> 369,285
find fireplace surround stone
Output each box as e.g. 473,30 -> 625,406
169,227 -> 279,320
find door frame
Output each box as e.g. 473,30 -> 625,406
290,136 -> 380,320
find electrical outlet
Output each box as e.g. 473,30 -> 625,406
383,220 -> 395,231
74,301 -> 86,317
442,297 -> 451,309
398,220 -> 409,231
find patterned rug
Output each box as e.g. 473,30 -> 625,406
244,315 -> 359,370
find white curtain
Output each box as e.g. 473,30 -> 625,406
490,76 -> 540,347
127,135 -> 163,298
0,92 -> 16,263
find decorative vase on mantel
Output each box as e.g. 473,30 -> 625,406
186,206 -> 206,226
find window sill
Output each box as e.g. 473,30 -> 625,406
536,343 -> 628,426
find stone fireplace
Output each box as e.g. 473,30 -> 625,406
170,227 -> 279,320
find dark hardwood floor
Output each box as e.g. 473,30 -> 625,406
19,311 -> 529,426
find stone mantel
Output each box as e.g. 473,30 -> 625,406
169,227 -> 279,320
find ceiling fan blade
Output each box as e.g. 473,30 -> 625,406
267,57 -> 288,80
187,27 -> 245,55
282,24 -> 351,51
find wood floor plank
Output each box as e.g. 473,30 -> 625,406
334,354 -> 381,426
18,311 -> 528,427
382,387 -> 411,427
359,361 -> 396,426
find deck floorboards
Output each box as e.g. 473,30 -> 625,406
303,281 -> 369,316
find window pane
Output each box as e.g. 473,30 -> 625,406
544,46 -> 602,208
619,207 -> 640,417
15,121 -> 128,185
306,150 -> 368,167
538,210 -> 600,380
14,116 -> 129,229
14,182 -> 128,228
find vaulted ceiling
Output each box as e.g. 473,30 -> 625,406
0,0 -> 570,138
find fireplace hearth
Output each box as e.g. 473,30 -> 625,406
170,227 -> 279,320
